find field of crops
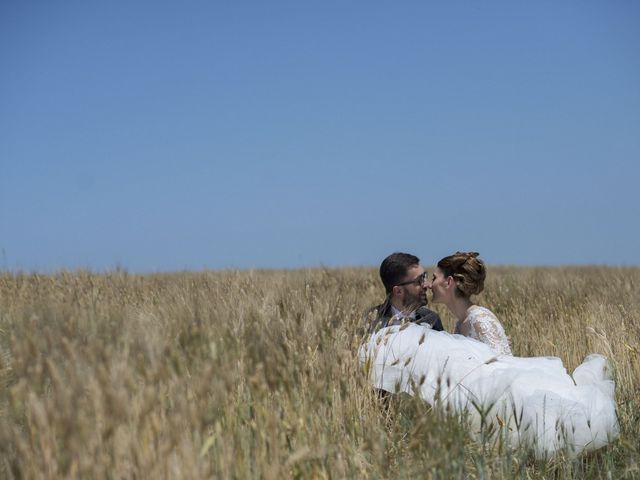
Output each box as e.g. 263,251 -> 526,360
0,266 -> 638,478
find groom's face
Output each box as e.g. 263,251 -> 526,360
398,265 -> 428,310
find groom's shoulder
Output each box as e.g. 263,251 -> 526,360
362,303 -> 390,334
364,303 -> 388,319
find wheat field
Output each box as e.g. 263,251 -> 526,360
0,266 -> 638,479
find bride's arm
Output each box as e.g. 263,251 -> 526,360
466,310 -> 510,353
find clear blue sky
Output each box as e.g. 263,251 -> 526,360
1,1 -> 639,271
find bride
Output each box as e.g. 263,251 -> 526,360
428,252 -> 511,356
359,253 -> 619,459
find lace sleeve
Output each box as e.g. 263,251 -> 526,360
465,307 -> 512,356
456,319 -> 472,337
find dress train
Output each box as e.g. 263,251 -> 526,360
359,324 -> 619,458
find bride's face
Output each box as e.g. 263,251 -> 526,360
428,268 -> 450,304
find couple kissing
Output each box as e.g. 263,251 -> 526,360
366,251 -> 511,356
359,251 -> 618,458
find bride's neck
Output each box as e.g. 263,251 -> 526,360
448,296 -> 473,322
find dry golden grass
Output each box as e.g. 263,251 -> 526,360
0,266 -> 638,479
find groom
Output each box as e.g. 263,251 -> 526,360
366,252 -> 443,334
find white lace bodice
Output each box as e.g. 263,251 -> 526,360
455,305 -> 512,356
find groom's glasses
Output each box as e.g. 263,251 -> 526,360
397,272 -> 428,287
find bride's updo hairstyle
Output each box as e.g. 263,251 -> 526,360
437,252 -> 486,298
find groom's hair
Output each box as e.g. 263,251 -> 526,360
379,252 -> 420,294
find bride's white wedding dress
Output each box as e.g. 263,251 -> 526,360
455,305 -> 512,356
359,324 -> 619,458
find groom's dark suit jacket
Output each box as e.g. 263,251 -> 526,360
364,301 -> 443,335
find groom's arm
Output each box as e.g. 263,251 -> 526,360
415,307 -> 444,331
